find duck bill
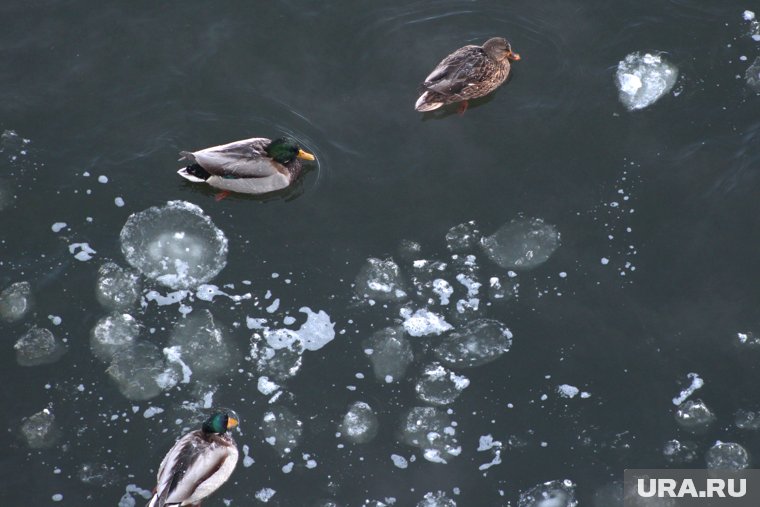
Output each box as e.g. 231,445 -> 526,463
297,149 -> 316,161
507,51 -> 521,61
227,417 -> 239,429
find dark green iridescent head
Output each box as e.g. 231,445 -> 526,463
265,137 -> 316,164
201,412 -> 238,434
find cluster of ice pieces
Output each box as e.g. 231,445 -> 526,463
120,201 -> 228,289
400,407 -> 461,464
615,52 -> 678,111
96,262 -> 142,310
21,407 -> 60,449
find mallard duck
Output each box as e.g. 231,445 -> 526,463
147,412 -> 239,507
178,136 -> 316,198
414,37 -> 520,114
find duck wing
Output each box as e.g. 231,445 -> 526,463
421,45 -> 489,98
179,137 -> 278,178
151,431 -> 238,507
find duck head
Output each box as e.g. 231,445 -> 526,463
201,412 -> 239,435
483,37 -> 521,62
266,137 -> 316,164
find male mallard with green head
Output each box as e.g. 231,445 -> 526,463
147,411 -> 239,507
415,37 -> 521,114
178,136 -> 316,199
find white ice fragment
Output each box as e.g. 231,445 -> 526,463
115,197 -> 125,207
481,217 -> 560,270
51,222 -> 67,233
266,298 -> 280,313
615,51 -> 679,111
557,384 -> 580,398
143,406 -> 164,418
744,10 -> 755,21
69,242 -> 96,261
400,308 -> 453,337
242,444 -> 255,467
601,257 -> 609,265
672,372 -> 704,405
432,279 -> 454,305
258,376 -> 280,395
98,175 -> 108,183
255,488 -> 276,502
391,454 -> 408,469
163,346 -> 193,383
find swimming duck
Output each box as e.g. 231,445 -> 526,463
178,136 -> 315,198
147,411 -> 239,507
415,37 -> 520,114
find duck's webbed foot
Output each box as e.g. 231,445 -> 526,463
214,191 -> 231,201
456,100 -> 469,115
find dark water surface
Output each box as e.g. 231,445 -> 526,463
2,0 -> 760,505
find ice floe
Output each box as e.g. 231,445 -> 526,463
96,262 -> 142,311
518,479 -> 578,507
705,441 -> 750,470
354,257 -> 408,302
481,217 -> 560,270
615,52 -> 678,111
262,407 -> 303,456
434,319 -> 513,368
90,312 -> 140,362
21,407 -> 60,449
14,326 -> 66,366
168,309 -> 235,379
107,342 -> 178,400
363,326 -> 413,383
341,401 -> 379,443
400,407 -> 461,464
119,201 -> 228,289
0,281 -> 33,322
674,399 -> 715,433
415,363 -> 469,406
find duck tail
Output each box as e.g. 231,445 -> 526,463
177,163 -> 211,182
178,151 -> 196,163
415,91 -> 444,112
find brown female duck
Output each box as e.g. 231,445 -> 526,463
415,37 -> 520,114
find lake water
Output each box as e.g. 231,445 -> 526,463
2,0 -> 760,505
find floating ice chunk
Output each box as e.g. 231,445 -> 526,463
735,409 -> 760,430
354,258 -> 407,302
51,222 -> 67,233
143,406 -> 164,418
195,283 -> 251,302
672,372 -> 703,405
615,52 -> 678,111
107,342 -> 177,400
745,10 -> 756,21
445,220 -> 481,253
477,435 -> 503,470
363,327 -> 413,382
745,57 -> 760,93
90,313 -> 140,362
251,339 -> 303,381
415,363 -> 470,406
432,279 -> 453,305
255,488 -> 276,502
705,442 -> 750,470
69,242 -> 96,261
557,385 -> 579,398
168,309 -> 234,379
258,376 -> 280,395
481,217 -> 560,270
262,407 -> 303,456
0,281 -> 33,322
391,454 -> 408,469
400,307 -> 452,337
119,201 -> 228,289
434,319 -> 513,368
674,399 -> 715,433
400,407 -> 461,464
417,491 -> 456,507
95,262 -> 142,311
262,307 -> 335,352
341,401 -> 379,443
14,327 -> 66,366
398,239 -> 423,261
518,479 -> 578,507
21,407 -> 60,448
662,439 -> 698,464
735,331 -> 760,348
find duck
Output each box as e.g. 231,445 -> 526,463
414,37 -> 521,114
178,136 -> 316,199
147,411 -> 239,507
